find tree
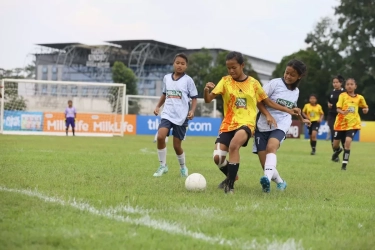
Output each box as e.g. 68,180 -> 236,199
0,69 -> 27,111
272,49 -> 330,114
110,61 -> 139,114
24,60 -> 36,79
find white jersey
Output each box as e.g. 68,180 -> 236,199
257,78 -> 299,134
161,73 -> 198,126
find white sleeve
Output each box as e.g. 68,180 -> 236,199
262,79 -> 277,97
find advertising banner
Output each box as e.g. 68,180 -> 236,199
3,111 -> 44,131
286,120 -> 301,138
359,122 -> 375,142
303,120 -> 359,141
42,112 -> 136,134
136,116 -> 222,136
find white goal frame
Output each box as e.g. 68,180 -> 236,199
0,79 -> 126,137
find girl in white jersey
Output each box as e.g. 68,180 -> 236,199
253,59 -> 310,193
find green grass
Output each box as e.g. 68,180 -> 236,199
1,134 -> 374,250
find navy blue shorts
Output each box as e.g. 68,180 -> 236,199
214,125 -> 252,148
308,121 -> 320,135
252,129 -> 286,154
159,118 -> 188,141
66,117 -> 75,128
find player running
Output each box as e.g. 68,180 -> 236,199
153,53 -> 198,177
302,94 -> 324,155
65,100 -> 76,136
253,59 -> 311,193
204,51 -> 301,194
331,78 -> 368,170
327,75 -> 345,160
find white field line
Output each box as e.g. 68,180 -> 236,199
0,186 -> 304,250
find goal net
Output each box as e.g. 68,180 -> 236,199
125,95 -> 217,117
0,79 -> 126,137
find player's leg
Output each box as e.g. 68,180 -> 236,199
310,122 -> 319,155
253,131 -> 271,192
153,131 -> 158,143
328,116 -> 335,148
172,123 -> 188,177
71,118 -> 75,136
153,119 -> 171,177
65,118 -> 69,136
224,126 -> 251,193
331,131 -> 344,162
341,130 -> 358,170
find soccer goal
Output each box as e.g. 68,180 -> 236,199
0,79 -> 126,137
125,95 -> 217,117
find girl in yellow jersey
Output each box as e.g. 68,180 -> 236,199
331,78 -> 368,170
302,94 -> 324,155
204,51 -> 300,194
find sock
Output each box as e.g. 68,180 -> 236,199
342,149 -> 350,168
227,162 -> 239,189
66,129 -> 68,136
271,168 -> 283,184
72,128 -> 75,136
157,148 -> 167,167
176,153 -> 185,168
311,141 -> 317,151
219,160 -> 228,176
264,153 -> 277,182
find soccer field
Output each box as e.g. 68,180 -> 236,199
1,135 -> 374,250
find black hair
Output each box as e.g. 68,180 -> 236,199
286,59 -> 307,90
226,51 -> 245,64
333,75 -> 345,85
309,94 -> 318,99
174,53 -> 188,63
68,100 -> 72,103
346,78 -> 357,85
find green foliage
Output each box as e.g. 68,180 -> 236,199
110,61 -> 140,114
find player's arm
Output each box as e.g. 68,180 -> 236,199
336,93 -> 348,115
188,97 -> 198,119
261,98 -> 298,116
302,104 -> 309,118
359,96 -> 369,114
204,83 -> 219,103
187,78 -> 199,119
257,102 -> 277,128
319,105 -> 324,122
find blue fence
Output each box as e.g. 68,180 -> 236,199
3,111 -> 44,131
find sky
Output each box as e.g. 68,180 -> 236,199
0,0 -> 339,69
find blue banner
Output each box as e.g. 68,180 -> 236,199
136,116 -> 222,136
3,111 -> 44,131
303,120 -> 359,141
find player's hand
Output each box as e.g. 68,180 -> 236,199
328,103 -> 332,108
154,107 -> 160,116
342,110 -> 350,115
303,119 -> 312,127
362,108 -> 369,114
187,111 -> 195,120
266,115 -> 277,129
204,82 -> 215,91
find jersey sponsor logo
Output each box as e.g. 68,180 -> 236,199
347,106 -> 355,113
235,97 -> 247,109
310,112 -> 315,117
276,98 -> 294,109
166,90 -> 182,99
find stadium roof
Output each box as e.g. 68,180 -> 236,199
36,42 -> 84,50
106,39 -> 185,50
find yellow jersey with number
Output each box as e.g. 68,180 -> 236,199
212,76 -> 268,133
334,92 -> 368,131
302,103 -> 324,122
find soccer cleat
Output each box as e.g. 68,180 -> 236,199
331,147 -> 343,161
311,151 -> 316,155
180,166 -> 188,177
341,165 -> 347,171
276,180 -> 287,191
260,176 -> 271,193
218,175 -> 239,189
223,180 -> 234,194
334,157 -> 339,162
153,165 -> 168,177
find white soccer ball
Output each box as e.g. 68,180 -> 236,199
185,173 -> 207,191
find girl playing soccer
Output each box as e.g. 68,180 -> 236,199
153,53 -> 198,177
253,59 -> 311,193
204,51 -> 301,194
331,78 -> 368,170
302,94 -> 324,155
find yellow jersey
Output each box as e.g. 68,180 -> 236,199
334,92 -> 368,131
212,76 -> 268,133
302,103 -> 324,122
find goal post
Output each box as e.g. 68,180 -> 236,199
125,94 -> 217,117
0,79 -> 126,137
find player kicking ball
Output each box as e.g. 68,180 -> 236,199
153,53 -> 198,177
65,100 -> 76,136
331,78 -> 368,170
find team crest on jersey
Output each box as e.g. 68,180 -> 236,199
166,90 -> 182,99
276,98 -> 294,109
235,98 -> 247,109
347,106 -> 355,113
